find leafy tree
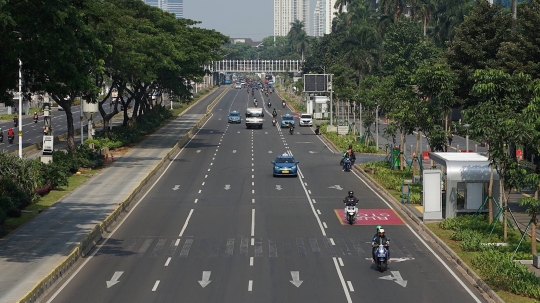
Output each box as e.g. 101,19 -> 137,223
0,0 -> 18,105
446,0 -> 511,108
378,0 -> 405,24
465,69 -> 532,237
288,20 -> 309,60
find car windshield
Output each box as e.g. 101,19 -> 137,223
275,157 -> 295,163
229,112 -> 239,117
246,112 -> 263,118
301,114 -> 311,119
282,115 -> 294,120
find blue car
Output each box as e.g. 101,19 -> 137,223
228,111 -> 241,123
281,114 -> 295,128
271,153 -> 299,177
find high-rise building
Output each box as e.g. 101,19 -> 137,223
142,0 -> 183,19
274,0 -> 310,36
312,0 -> 338,36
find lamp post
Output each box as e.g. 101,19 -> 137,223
18,59 -> 22,159
375,104 -> 379,150
464,124 -> 471,152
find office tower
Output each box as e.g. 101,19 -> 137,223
274,0 -> 310,36
142,0 -> 183,19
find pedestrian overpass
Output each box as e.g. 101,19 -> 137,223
209,60 -> 304,73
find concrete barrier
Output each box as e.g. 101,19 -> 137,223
317,133 -> 503,303
17,86 -> 230,303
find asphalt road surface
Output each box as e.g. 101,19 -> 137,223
0,105 -> 105,153
44,88 -> 487,303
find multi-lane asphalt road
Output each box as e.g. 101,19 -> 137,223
44,88 -> 487,303
0,105 -> 105,153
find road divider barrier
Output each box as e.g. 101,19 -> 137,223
18,86 -> 229,303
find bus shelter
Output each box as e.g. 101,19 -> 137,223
428,152 -> 501,219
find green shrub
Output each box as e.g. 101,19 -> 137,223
459,230 -> 484,251
472,250 -> 540,299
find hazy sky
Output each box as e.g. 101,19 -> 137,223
184,0 -> 318,41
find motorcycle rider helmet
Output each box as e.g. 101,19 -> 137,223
349,144 -> 353,149
376,225 -> 382,232
378,228 -> 385,234
348,191 -> 354,197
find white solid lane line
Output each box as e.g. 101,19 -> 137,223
352,171 -> 482,303
178,209 -> 194,237
251,209 -> 255,237
296,167 -> 326,236
45,112 -> 218,303
332,257 -> 352,303
152,280 -> 160,291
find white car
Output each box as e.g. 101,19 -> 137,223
299,114 -> 313,126
234,82 -> 242,89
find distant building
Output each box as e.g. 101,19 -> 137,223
274,0 -> 310,36
490,0 -> 526,6
230,38 -> 263,48
142,0 -> 183,19
312,0 -> 338,36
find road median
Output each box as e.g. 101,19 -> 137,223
17,86 -> 230,303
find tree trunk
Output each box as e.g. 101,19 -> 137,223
533,186 -> 538,255
423,15 -> 427,37
488,165 -> 494,223
400,130 -> 405,171
511,0 -> 517,35
64,105 -> 76,151
414,131 -> 420,176
502,178 -> 508,241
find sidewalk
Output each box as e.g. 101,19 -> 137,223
0,87 -> 225,303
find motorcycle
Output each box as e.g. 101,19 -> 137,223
343,158 -> 352,172
0,133 -> 3,143
374,244 -> 389,272
282,101 -> 286,108
315,125 -> 320,135
345,204 -> 357,225
289,126 -> 294,135
272,118 -> 277,126
267,101 -> 271,108
254,101 -> 258,107
13,118 -> 18,128
34,115 -> 38,123
8,134 -> 14,144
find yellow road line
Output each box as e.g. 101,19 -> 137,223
334,209 -> 346,226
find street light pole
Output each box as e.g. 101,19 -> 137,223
464,124 -> 471,152
375,105 -> 379,150
329,74 -> 333,126
18,59 -> 22,159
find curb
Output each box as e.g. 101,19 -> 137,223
318,132 -> 504,303
17,86 -> 230,303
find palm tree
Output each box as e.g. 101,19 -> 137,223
378,0 -> 405,24
410,0 -> 439,37
288,20 -> 309,60
334,0 -> 353,13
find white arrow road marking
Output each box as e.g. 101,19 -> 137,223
106,271 -> 123,288
378,271 -> 408,287
224,185 -> 231,190
289,271 -> 303,287
198,271 -> 212,288
233,150 -> 236,153
196,150 -> 201,153
309,151 -> 318,154
328,185 -> 343,190
210,131 -> 213,133
276,185 -> 282,191
172,185 -> 180,191
268,151 -> 272,153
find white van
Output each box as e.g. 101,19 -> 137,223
245,107 -> 264,129
235,82 -> 242,89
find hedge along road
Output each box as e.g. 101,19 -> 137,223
44,87 -> 487,303
0,86 -> 228,303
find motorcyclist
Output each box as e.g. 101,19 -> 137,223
372,228 -> 390,263
268,99 -> 271,107
289,123 -> 294,134
347,144 -> 356,165
272,108 -> 277,118
0,127 -> 3,142
13,116 -> 18,127
8,127 -> 14,138
34,111 -> 38,121
343,191 -> 359,217
254,100 -> 258,107
341,150 -> 353,171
